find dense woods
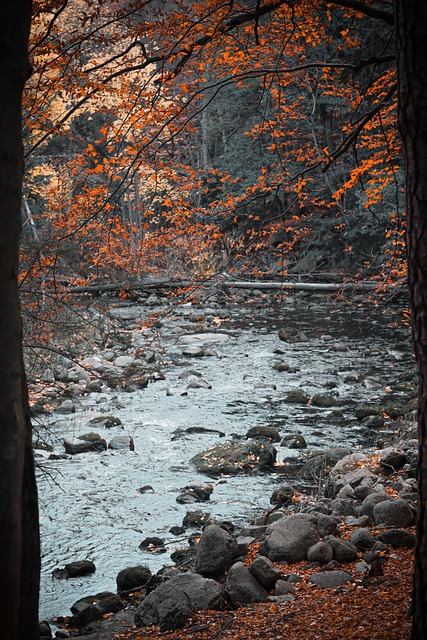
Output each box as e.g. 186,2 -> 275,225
2,1 -> 427,638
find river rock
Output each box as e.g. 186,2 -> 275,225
55,399 -> 75,414
308,570 -> 353,589
323,536 -> 358,563
166,387 -> 188,396
89,414 -> 122,428
178,333 -> 230,345
39,620 -> 52,638
355,404 -> 382,420
307,541 -> 333,564
285,388 -> 309,403
116,565 -> 152,591
311,394 -> 337,408
186,378 -> 212,389
282,433 -> 307,449
360,492 -> 392,518
63,560 -> 96,578
182,346 -> 206,357
70,591 -> 123,627
375,529 -> 416,549
182,510 -> 213,529
373,498 -> 414,527
191,440 -> 277,476
350,528 -> 375,550
226,562 -> 268,607
330,497 -> 356,516
178,369 -> 203,379
195,524 -> 238,576
63,433 -> 107,455
248,556 -> 282,589
270,484 -> 295,507
139,537 -> 165,551
380,449 -> 407,472
246,425 -> 281,442
274,580 -> 296,596
262,514 -> 319,563
108,435 -> 135,450
327,466 -> 377,498
134,572 -> 227,631
172,426 -> 226,440
176,482 -> 213,503
317,514 -> 339,537
114,355 -> 135,367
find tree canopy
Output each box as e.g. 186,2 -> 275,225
24,0 -> 403,295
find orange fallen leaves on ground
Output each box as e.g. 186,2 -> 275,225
107,545 -> 412,640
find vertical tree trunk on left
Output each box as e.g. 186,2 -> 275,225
0,4 -> 40,640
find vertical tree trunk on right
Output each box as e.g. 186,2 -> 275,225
394,1 -> 427,638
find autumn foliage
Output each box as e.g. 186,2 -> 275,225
22,1 -> 403,296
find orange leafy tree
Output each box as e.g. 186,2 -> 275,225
24,0 -> 403,294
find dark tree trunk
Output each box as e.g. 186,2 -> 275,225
0,4 -> 39,639
394,1 -> 427,638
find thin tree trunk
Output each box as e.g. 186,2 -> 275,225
0,4 -> 39,639
394,1 -> 427,638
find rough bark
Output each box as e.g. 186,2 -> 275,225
394,1 -> 427,638
0,4 -> 39,639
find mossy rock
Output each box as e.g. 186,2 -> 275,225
191,440 -> 277,477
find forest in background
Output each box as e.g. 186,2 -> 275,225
22,0 -> 403,309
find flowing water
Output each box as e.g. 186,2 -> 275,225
36,296 -> 412,620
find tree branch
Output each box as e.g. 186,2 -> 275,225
322,82 -> 397,170
327,0 -> 394,25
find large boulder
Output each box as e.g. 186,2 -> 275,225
134,572 -> 227,631
262,514 -> 319,563
226,562 -> 268,607
373,498 -> 414,527
191,440 -> 276,476
195,525 -> 238,576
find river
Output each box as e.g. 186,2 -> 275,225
35,294 -> 413,620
